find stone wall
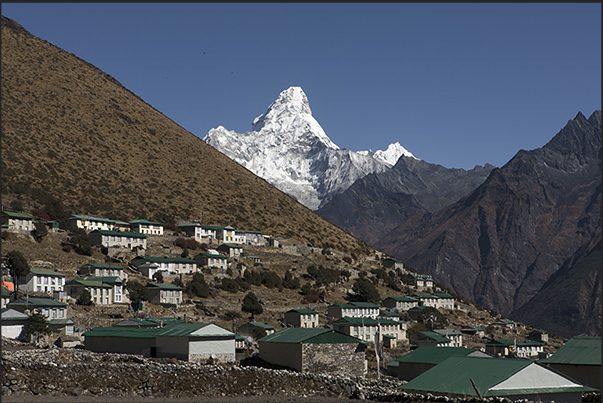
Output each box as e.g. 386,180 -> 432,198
302,343 -> 366,377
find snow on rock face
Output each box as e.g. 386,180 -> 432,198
203,86 -> 417,210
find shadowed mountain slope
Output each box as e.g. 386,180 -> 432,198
376,111 -> 601,337
317,156 -> 494,245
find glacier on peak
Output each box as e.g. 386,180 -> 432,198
203,86 -> 416,210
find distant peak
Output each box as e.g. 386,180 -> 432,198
253,87 -> 312,132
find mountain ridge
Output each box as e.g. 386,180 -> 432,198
203,86 -> 414,210
375,110 -> 601,337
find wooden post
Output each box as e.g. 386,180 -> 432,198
470,378 -> 482,398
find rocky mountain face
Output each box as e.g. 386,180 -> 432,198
204,86 -> 415,210
317,156 -> 494,245
376,111 -> 601,337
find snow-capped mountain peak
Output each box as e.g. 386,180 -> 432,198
251,86 -> 339,150
203,86 -> 416,210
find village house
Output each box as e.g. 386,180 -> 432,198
18,268 -> 65,295
217,243 -> 243,258
284,308 -> 320,328
154,322 -> 236,363
176,222 -> 206,240
1,308 -> 30,339
541,334 -> 601,390
68,214 -> 117,232
432,329 -> 463,347
492,318 -> 515,328
193,251 -> 228,271
379,310 -> 402,322
89,229 -> 148,250
412,273 -> 433,289
258,327 -> 367,376
528,328 -> 549,343
387,346 -> 492,381
235,229 -> 266,245
399,355 -> 595,402
1,288 -> 11,309
146,282 -> 183,306
432,292 -> 455,309
412,293 -> 440,308
215,225 -> 245,243
327,301 -> 380,320
407,305 -> 427,321
135,262 -> 166,280
331,316 -> 406,345
237,321 -> 276,338
78,263 -> 128,281
131,256 -> 198,276
1,211 -> 34,232
460,324 -> 485,337
115,317 -> 182,328
7,297 -> 74,334
83,321 -> 236,363
485,339 -> 544,358
64,276 -> 126,305
411,331 -> 453,347
382,257 -> 405,271
129,219 -> 164,235
382,296 -> 420,311
45,220 -> 60,233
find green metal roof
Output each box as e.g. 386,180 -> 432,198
541,335 -> 601,366
80,263 -> 124,270
146,282 -> 182,291
432,293 -> 455,299
83,326 -> 165,338
28,268 -> 65,277
48,318 -> 75,325
412,293 -> 439,299
247,321 -> 275,330
392,346 -> 483,365
157,323 -> 233,337
329,301 -> 379,309
258,327 -> 363,344
66,276 -> 121,288
177,222 -> 201,227
133,256 -> 196,264
69,214 -> 117,223
486,339 -> 514,346
195,252 -> 227,259
2,211 -> 33,219
91,229 -> 147,238
400,356 -> 595,397
417,331 -> 452,343
332,317 -> 400,326
286,309 -> 318,314
383,296 -> 418,302
7,297 -> 67,308
433,328 -> 463,337
221,243 -> 243,248
129,219 -> 162,225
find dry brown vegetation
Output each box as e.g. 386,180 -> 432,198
0,16 -> 370,256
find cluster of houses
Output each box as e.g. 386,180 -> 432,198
2,210 -> 601,400
1,211 -> 271,251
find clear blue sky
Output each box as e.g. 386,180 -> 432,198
2,3 -> 601,169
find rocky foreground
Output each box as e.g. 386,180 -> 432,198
2,342 -> 584,403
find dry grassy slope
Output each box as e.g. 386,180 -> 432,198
0,16 -> 370,256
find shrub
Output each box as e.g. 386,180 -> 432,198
241,292 -> 263,318
220,277 -> 240,293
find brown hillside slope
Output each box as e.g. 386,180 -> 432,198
0,16 -> 370,256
